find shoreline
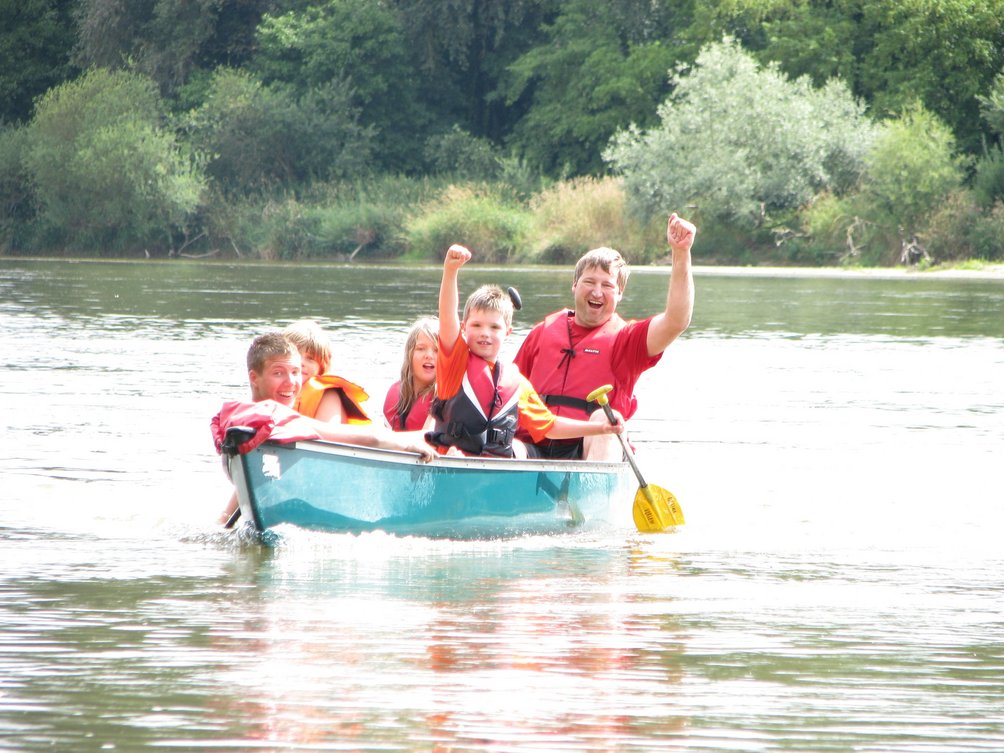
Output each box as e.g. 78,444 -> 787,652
4,254 -> 1004,280
666,263 -> 1004,281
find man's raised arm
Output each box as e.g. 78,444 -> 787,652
647,212 -> 696,357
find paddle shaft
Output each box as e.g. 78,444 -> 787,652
597,402 -> 652,494
587,383 -> 684,529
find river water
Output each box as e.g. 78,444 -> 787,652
2,259 -> 1003,752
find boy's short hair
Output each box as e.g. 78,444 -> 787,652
573,247 -> 630,293
283,319 -> 332,374
247,332 -> 297,373
463,285 -> 514,328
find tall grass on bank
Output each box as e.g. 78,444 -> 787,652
527,176 -> 664,264
403,184 -> 531,263
10,167 -> 1002,265
198,177 -> 660,264
200,176 -> 449,260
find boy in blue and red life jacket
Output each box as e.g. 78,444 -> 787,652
427,244 -> 624,459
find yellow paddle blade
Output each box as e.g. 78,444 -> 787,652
632,484 -> 685,531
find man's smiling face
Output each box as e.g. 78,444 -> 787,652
571,265 -> 623,328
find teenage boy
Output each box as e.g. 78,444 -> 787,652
427,244 -> 624,459
215,332 -> 435,524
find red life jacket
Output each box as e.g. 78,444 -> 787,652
382,381 -> 434,431
211,400 -> 323,455
428,354 -> 521,457
296,374 -> 371,424
521,309 -> 638,422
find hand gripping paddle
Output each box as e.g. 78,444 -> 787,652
586,385 -> 685,531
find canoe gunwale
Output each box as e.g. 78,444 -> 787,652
285,438 -> 627,474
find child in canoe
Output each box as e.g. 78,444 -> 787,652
427,244 -> 624,458
383,317 -> 438,431
283,319 -> 371,424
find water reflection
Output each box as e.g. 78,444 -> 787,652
220,537 -> 689,751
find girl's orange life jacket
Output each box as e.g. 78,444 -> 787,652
296,374 -> 371,424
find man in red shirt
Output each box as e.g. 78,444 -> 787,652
513,212 -> 696,461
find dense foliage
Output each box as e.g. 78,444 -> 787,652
605,40 -> 876,225
24,69 -> 204,252
2,0 -> 1004,265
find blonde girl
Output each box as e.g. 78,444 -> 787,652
383,317 -> 438,431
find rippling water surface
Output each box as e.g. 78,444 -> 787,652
2,259 -> 1003,752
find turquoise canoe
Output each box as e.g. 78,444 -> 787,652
226,437 -> 631,539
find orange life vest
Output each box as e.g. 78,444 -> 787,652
296,374 -> 371,424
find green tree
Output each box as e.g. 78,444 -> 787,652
424,126 -> 502,181
971,145 -> 1004,209
502,0 -> 686,176
0,0 -> 77,123
23,68 -> 205,252
254,0 -> 428,171
183,67 -> 373,191
978,70 -> 1004,139
604,38 -> 875,227
0,125 -> 35,249
687,0 -> 1004,155
856,0 -> 1004,155
73,0 -> 275,94
859,104 -> 967,241
974,74 -> 1004,207
390,0 -> 556,142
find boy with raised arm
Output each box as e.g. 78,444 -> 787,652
427,244 -> 624,459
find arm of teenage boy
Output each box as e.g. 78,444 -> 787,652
438,244 -> 471,354
646,212 -> 697,357
308,419 -> 436,462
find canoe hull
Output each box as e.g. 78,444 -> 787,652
229,439 -> 630,539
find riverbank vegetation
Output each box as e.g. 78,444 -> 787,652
2,0 -> 1004,266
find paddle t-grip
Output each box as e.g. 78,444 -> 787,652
507,286 -> 522,310
587,384 -> 634,458
586,384 -> 613,406
586,384 -> 618,423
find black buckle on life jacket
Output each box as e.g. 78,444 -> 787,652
486,426 -> 514,446
542,394 -> 598,414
